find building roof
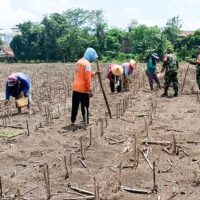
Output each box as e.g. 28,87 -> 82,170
179,30 -> 195,37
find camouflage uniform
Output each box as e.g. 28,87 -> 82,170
161,51 -> 179,96
190,54 -> 200,90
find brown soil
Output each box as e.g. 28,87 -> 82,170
0,63 -> 200,200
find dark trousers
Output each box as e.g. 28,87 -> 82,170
196,70 -> 200,90
164,71 -> 178,92
71,91 -> 90,124
146,72 -> 161,90
110,75 -> 122,93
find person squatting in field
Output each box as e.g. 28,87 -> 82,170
121,60 -> 137,91
5,72 -> 31,113
107,64 -> 123,93
71,47 -> 99,126
145,51 -> 161,91
189,46 -> 200,90
161,48 -> 179,97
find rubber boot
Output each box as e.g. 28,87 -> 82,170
161,90 -> 168,97
174,91 -> 178,97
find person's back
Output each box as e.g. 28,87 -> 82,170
146,57 -> 156,73
72,58 -> 92,93
163,53 -> 178,72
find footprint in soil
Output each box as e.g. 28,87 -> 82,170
62,124 -> 84,132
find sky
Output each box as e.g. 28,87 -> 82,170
0,0 -> 200,33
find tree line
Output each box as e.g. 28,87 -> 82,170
9,8 -> 200,63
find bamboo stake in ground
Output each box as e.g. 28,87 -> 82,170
87,128 -> 92,149
148,107 -> 153,125
69,153 -> 72,175
43,164 -> 51,200
135,147 -> 139,168
153,161 -> 158,193
120,99 -> 124,116
116,103 -> 120,119
26,120 -> 30,136
96,60 -> 112,119
0,176 -> 2,198
172,133 -> 177,155
105,112 -> 108,127
144,119 -> 149,137
118,162 -> 122,188
100,119 -> 104,137
133,135 -> 137,166
17,188 -> 21,200
93,177 -> 97,200
181,63 -> 190,94
80,136 -> 85,160
64,156 -> 69,179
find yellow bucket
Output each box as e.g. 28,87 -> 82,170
16,97 -> 28,108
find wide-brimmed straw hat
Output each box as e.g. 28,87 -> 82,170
111,65 -> 123,76
130,59 -> 137,69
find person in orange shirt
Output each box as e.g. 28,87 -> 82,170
71,47 -> 98,126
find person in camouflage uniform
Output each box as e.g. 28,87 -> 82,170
161,48 -> 179,97
189,47 -> 200,90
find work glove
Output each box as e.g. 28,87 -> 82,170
88,90 -> 93,97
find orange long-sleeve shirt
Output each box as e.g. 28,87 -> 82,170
72,58 -> 94,93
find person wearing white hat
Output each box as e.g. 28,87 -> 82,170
107,64 -> 123,93
121,59 -> 137,91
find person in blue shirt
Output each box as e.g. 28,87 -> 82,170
145,52 -> 161,91
5,72 -> 31,113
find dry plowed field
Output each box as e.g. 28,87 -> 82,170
0,63 -> 200,200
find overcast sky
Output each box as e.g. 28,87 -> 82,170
0,0 -> 200,33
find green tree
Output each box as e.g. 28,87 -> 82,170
41,13 -> 70,61
163,16 -> 182,45
0,37 -> 3,45
11,21 -> 44,61
175,29 -> 200,60
127,25 -> 171,60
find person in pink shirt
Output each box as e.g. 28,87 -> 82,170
107,64 -> 123,93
